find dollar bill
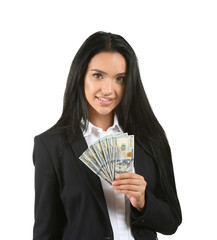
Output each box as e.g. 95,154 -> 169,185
79,154 -> 110,184
92,141 -> 112,182
107,136 -> 115,180
79,133 -> 134,184
100,137 -> 113,181
114,135 -> 134,177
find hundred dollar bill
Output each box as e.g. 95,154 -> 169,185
106,133 -> 128,180
79,154 -> 110,184
99,137 -> 113,181
83,148 -> 108,178
88,145 -> 111,182
84,148 -> 102,171
92,141 -> 112,182
107,136 -> 115,180
114,135 -> 134,177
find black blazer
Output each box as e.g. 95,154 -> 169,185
33,127 -> 180,240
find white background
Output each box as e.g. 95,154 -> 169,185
0,0 -> 216,239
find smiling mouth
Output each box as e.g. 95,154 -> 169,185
96,97 -> 114,104
98,97 -> 111,102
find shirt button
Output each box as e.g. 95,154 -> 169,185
140,219 -> 145,223
104,237 -> 111,240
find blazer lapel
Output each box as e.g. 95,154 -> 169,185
70,135 -> 110,219
134,142 -> 144,175
134,142 -> 156,192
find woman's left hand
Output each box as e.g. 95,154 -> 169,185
112,173 -> 147,212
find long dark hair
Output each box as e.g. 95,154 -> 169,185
54,31 -> 181,226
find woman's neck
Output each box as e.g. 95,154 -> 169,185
89,112 -> 114,131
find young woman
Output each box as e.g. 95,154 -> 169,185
33,31 -> 182,240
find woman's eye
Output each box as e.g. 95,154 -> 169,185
117,76 -> 126,83
93,73 -> 103,79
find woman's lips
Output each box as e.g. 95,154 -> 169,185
96,96 -> 114,105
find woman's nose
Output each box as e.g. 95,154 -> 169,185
101,79 -> 113,94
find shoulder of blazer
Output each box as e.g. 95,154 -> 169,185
34,125 -> 83,146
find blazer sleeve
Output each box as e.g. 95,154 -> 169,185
130,189 -> 180,235
33,135 -> 65,240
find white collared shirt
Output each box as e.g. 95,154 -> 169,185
82,116 -> 134,240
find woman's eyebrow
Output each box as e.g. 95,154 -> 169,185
116,72 -> 127,76
91,69 -> 126,76
91,69 -> 107,75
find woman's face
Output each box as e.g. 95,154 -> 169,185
84,52 -> 126,121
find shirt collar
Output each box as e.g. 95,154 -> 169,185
83,115 -> 122,137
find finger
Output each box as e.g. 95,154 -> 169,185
112,178 -> 142,186
112,183 -> 146,192
113,177 -> 147,189
115,189 -> 144,200
116,173 -> 143,180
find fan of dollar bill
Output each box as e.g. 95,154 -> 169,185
79,133 -> 134,184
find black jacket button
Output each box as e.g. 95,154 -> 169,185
138,230 -> 143,236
